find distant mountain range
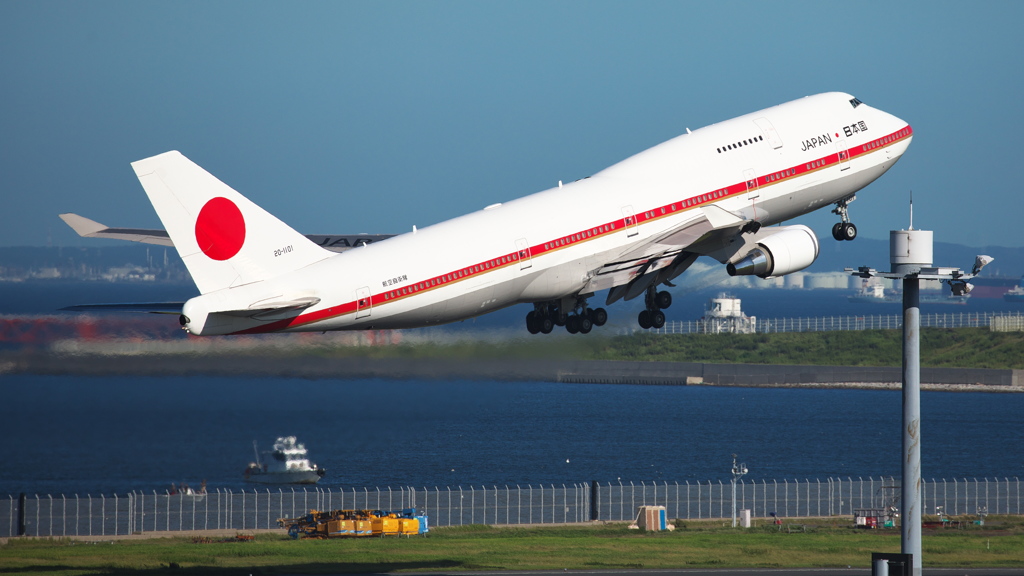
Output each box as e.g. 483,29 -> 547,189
0,245 -> 189,281
808,237 -> 1024,278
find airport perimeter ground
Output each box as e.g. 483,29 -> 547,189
5,329 -> 1023,389
3,517 -> 1024,575
4,330 -> 1023,574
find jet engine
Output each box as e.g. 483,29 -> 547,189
726,225 -> 820,279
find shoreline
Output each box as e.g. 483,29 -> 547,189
3,351 -> 1021,392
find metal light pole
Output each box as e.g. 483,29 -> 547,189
731,454 -> 747,528
848,221 -> 991,576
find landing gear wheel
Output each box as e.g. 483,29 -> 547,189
638,310 -> 652,330
591,308 -> 608,327
655,291 -> 672,310
841,222 -> 858,241
651,310 -> 666,329
566,316 -> 580,334
540,317 -> 554,334
832,222 -> 845,241
526,311 -> 540,334
579,316 -> 593,334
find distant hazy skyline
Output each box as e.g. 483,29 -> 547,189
3,1 -> 1022,248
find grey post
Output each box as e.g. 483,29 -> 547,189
902,272 -> 921,576
731,455 -> 747,527
847,217 -> 991,576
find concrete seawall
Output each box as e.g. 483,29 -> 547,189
4,352 -> 1021,391
555,360 -> 1022,390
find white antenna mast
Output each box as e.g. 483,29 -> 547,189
909,190 -> 914,230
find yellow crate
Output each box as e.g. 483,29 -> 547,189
371,517 -> 400,536
354,520 -> 372,536
397,517 -> 420,535
325,520 -> 350,535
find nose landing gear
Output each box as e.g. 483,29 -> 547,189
831,195 -> 858,241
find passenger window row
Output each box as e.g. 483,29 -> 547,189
543,223 -> 616,252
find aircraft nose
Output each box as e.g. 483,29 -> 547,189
891,123 -> 913,157
872,106 -> 913,158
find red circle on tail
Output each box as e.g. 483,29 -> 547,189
195,197 -> 246,261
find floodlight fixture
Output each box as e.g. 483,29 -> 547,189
973,255 -> 994,275
948,280 -> 974,296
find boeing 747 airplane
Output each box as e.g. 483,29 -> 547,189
62,92 -> 912,335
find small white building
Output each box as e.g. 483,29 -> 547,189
697,294 -> 756,334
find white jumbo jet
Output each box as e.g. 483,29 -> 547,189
61,92 -> 912,336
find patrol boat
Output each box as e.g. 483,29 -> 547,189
244,436 -> 325,484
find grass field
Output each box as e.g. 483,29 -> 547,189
3,518 -> 1024,575
590,329 -> 1024,369
301,328 -> 1024,370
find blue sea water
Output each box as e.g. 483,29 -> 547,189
1,281 -> 1022,497
1,375 -> 1022,497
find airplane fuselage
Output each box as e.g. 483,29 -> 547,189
181,92 -> 912,335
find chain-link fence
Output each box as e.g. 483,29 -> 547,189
653,312 -> 1024,335
594,477 -> 1021,521
4,477 -> 1020,537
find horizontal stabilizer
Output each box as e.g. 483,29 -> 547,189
61,302 -> 185,314
59,213 -> 173,246
185,296 -> 321,325
59,213 -> 394,253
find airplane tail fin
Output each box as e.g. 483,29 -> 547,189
131,151 -> 331,294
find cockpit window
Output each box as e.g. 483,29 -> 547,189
850,97 -> 863,108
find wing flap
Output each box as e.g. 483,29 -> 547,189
589,207 -> 752,303
612,206 -> 744,264
587,251 -> 680,302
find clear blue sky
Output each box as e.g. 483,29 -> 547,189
3,1 -> 1022,248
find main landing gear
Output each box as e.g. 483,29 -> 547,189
831,195 -> 858,241
637,286 -> 671,330
526,298 -> 608,335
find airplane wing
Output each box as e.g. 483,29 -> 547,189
58,213 -> 394,253
586,205 -> 756,305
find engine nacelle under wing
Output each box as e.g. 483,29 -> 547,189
726,225 -> 819,279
